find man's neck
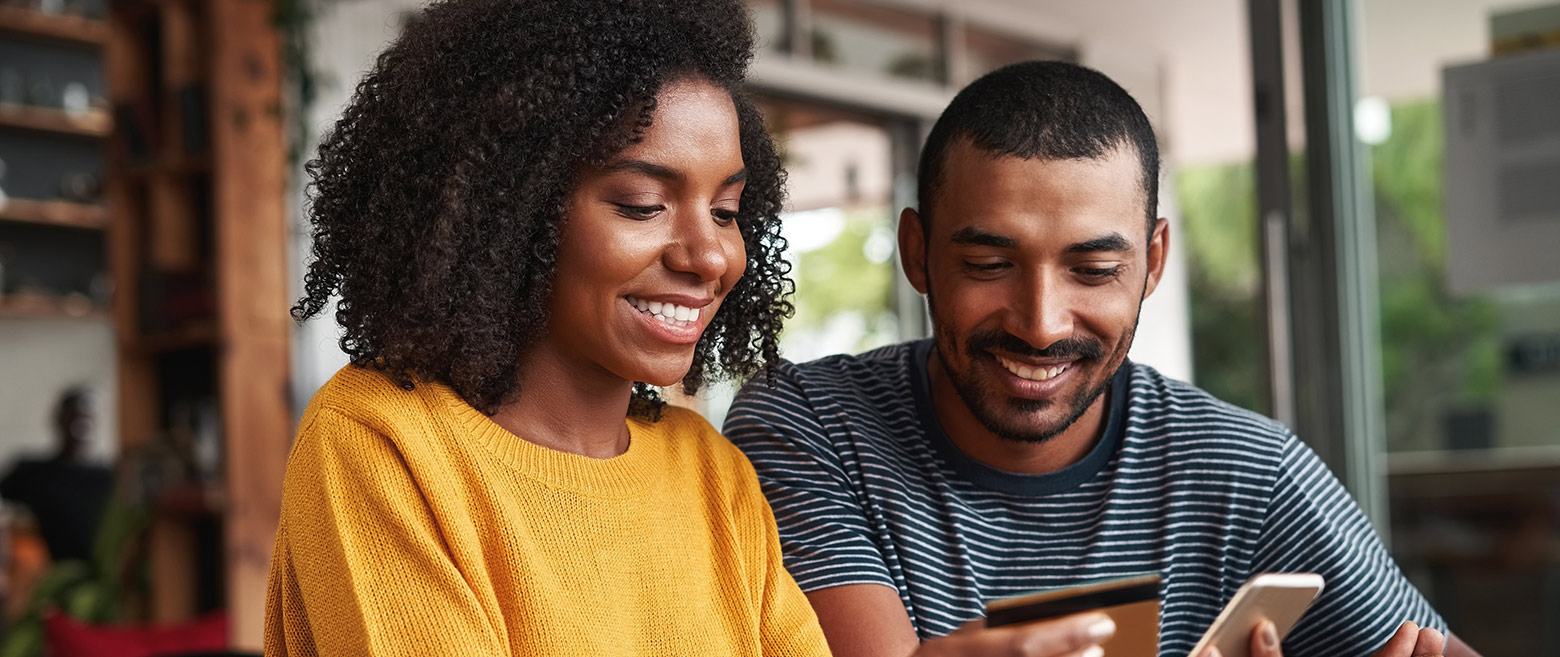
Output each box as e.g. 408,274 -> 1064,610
926,349 -> 1109,475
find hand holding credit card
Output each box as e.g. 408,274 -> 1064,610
985,573 -> 1161,657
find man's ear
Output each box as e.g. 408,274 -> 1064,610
1142,217 -> 1169,300
898,207 -> 929,295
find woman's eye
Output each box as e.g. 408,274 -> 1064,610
615,204 -> 664,220
712,208 -> 739,225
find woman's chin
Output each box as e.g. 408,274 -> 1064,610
630,360 -> 698,390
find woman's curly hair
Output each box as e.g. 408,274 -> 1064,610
293,0 -> 793,419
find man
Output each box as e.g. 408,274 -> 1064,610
724,61 -> 1473,657
1,387 -> 114,562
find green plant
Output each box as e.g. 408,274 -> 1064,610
1175,99 -> 1503,450
0,498 -> 151,657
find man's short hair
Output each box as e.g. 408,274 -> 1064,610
916,60 -> 1161,236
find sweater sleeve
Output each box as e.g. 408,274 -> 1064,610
264,406 -> 505,657
730,450 -> 832,657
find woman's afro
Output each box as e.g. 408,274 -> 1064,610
293,0 -> 793,418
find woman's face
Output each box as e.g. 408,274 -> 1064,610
545,77 -> 749,388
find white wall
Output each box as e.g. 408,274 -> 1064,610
0,319 -> 116,465
289,0 -> 426,408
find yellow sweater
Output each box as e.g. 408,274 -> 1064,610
264,366 -> 830,657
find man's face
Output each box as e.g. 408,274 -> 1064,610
900,139 -> 1167,443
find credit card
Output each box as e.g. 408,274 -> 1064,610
986,573 -> 1161,657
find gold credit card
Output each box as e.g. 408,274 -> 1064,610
985,573 -> 1161,657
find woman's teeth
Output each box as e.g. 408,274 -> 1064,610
996,355 -> 1069,381
626,296 -> 699,327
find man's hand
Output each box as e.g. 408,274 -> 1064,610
1197,619 -> 1284,657
1370,622 -> 1447,657
912,613 -> 1117,657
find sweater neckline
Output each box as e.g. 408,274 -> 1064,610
436,385 -> 655,498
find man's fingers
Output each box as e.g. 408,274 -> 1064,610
1004,613 -> 1115,657
1371,621 -> 1421,657
918,613 -> 1114,657
1412,627 -> 1445,657
1249,619 -> 1283,657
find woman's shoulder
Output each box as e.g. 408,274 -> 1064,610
304,365 -> 445,425
293,365 -> 464,460
636,405 -> 755,478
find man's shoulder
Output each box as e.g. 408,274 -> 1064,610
790,340 -> 919,382
726,341 -> 924,451
1122,362 -> 1294,458
736,340 -> 920,405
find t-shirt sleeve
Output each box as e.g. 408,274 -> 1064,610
1250,437 -> 1447,657
265,406 -> 505,657
723,364 -> 897,594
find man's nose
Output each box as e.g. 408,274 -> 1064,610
1006,273 -> 1074,351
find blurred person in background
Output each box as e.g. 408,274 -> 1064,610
0,387 -> 113,564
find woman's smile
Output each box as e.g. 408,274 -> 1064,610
623,294 -> 713,344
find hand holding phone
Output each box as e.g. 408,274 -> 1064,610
1187,573 -> 1325,657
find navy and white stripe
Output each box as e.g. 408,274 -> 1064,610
724,339 -> 1445,657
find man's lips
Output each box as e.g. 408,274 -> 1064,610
992,353 -> 1077,382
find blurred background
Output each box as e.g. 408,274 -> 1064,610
1,0 -> 1558,654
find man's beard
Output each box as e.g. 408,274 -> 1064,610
932,317 -> 1135,445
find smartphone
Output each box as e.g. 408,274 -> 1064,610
986,573 -> 1161,657
1187,573 -> 1326,657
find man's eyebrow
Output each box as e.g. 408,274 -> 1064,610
1065,233 -> 1134,254
951,227 -> 1016,248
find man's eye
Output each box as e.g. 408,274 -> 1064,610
1078,266 -> 1124,281
962,261 -> 1009,273
615,204 -> 664,219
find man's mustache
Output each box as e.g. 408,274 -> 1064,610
965,330 -> 1105,361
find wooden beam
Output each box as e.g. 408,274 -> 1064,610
106,0 -> 158,455
208,0 -> 290,649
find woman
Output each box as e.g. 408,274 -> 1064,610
268,0 -> 1113,655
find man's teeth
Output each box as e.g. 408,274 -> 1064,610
626,296 -> 700,326
996,356 -> 1069,381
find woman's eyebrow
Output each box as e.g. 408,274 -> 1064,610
605,159 -> 680,181
603,160 -> 747,186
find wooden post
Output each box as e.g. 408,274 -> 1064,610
208,0 -> 290,649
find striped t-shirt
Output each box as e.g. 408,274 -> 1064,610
724,339 -> 1446,657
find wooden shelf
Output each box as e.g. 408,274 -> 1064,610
0,294 -> 107,320
0,6 -> 109,46
0,103 -> 111,137
0,198 -> 108,229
